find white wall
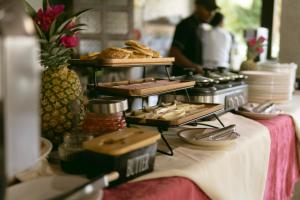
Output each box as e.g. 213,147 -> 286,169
26,0 -> 41,10
279,0 -> 300,78
143,0 -> 193,21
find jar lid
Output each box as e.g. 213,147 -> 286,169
88,97 -> 128,114
83,127 -> 161,156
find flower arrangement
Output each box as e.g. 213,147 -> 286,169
246,36 -> 266,61
24,0 -> 89,67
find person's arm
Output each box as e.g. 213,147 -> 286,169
169,46 -> 203,74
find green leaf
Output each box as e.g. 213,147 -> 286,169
40,39 -> 49,44
49,18 -> 57,38
62,28 -> 84,36
57,18 -> 74,34
51,47 -> 60,54
57,9 -> 91,33
34,24 -> 46,40
41,52 -> 50,57
24,1 -> 37,18
49,34 -> 61,43
57,48 -> 70,56
43,0 -> 49,11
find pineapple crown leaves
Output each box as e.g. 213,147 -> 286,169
24,0 -> 90,68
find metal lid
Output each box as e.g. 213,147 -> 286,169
88,97 -> 128,114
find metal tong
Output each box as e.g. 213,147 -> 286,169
49,172 -> 119,200
194,125 -> 236,140
253,101 -> 274,113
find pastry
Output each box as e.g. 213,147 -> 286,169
124,40 -> 154,57
98,47 -> 133,59
124,40 -> 151,51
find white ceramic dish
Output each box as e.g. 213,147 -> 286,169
15,138 -> 53,182
6,176 -> 102,200
177,128 -> 239,148
237,110 -> 281,120
238,103 -> 283,119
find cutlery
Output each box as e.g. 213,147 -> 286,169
253,101 -> 274,113
213,132 -> 239,141
49,171 -> 119,200
193,125 -> 236,140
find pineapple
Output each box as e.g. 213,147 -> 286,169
25,1 -> 89,148
41,65 -> 86,147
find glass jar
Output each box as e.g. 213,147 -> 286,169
58,133 -> 93,174
83,112 -> 126,136
82,97 -> 128,136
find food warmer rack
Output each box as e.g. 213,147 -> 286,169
69,58 -> 226,156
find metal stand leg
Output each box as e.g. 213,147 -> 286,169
214,113 -> 225,127
195,123 -> 220,129
184,89 -> 191,103
143,66 -> 146,78
93,67 -> 97,89
123,111 -> 130,128
192,113 -> 225,128
165,65 -> 172,80
157,127 -> 173,156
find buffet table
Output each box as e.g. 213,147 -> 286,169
104,92 -> 300,200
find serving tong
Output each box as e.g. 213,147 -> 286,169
193,125 -> 236,141
240,101 -> 274,113
252,101 -> 274,113
50,172 -> 119,200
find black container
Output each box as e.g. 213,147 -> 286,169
83,128 -> 160,185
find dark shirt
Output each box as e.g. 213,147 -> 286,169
171,14 -> 203,75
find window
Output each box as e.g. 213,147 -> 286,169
216,0 -> 262,70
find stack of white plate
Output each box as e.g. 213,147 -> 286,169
257,61 -> 297,92
240,70 -> 292,103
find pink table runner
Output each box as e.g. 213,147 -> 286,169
103,115 -> 299,200
258,115 -> 300,200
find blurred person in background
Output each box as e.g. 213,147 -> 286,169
202,12 -> 233,69
169,0 -> 219,76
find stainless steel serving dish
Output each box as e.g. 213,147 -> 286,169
88,97 -> 128,114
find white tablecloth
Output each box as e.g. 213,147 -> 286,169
134,112 -> 271,200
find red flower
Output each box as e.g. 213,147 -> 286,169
65,21 -> 76,30
256,47 -> 264,54
258,36 -> 266,43
60,35 -> 79,48
247,38 -> 257,47
35,4 -> 65,32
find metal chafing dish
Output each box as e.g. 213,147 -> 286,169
164,70 -> 248,110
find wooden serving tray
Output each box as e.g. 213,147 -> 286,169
70,57 -> 175,67
126,103 -> 224,126
96,79 -> 196,97
98,57 -> 175,67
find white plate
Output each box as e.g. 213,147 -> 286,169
237,110 -> 282,120
6,176 -> 102,200
177,128 -> 239,147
